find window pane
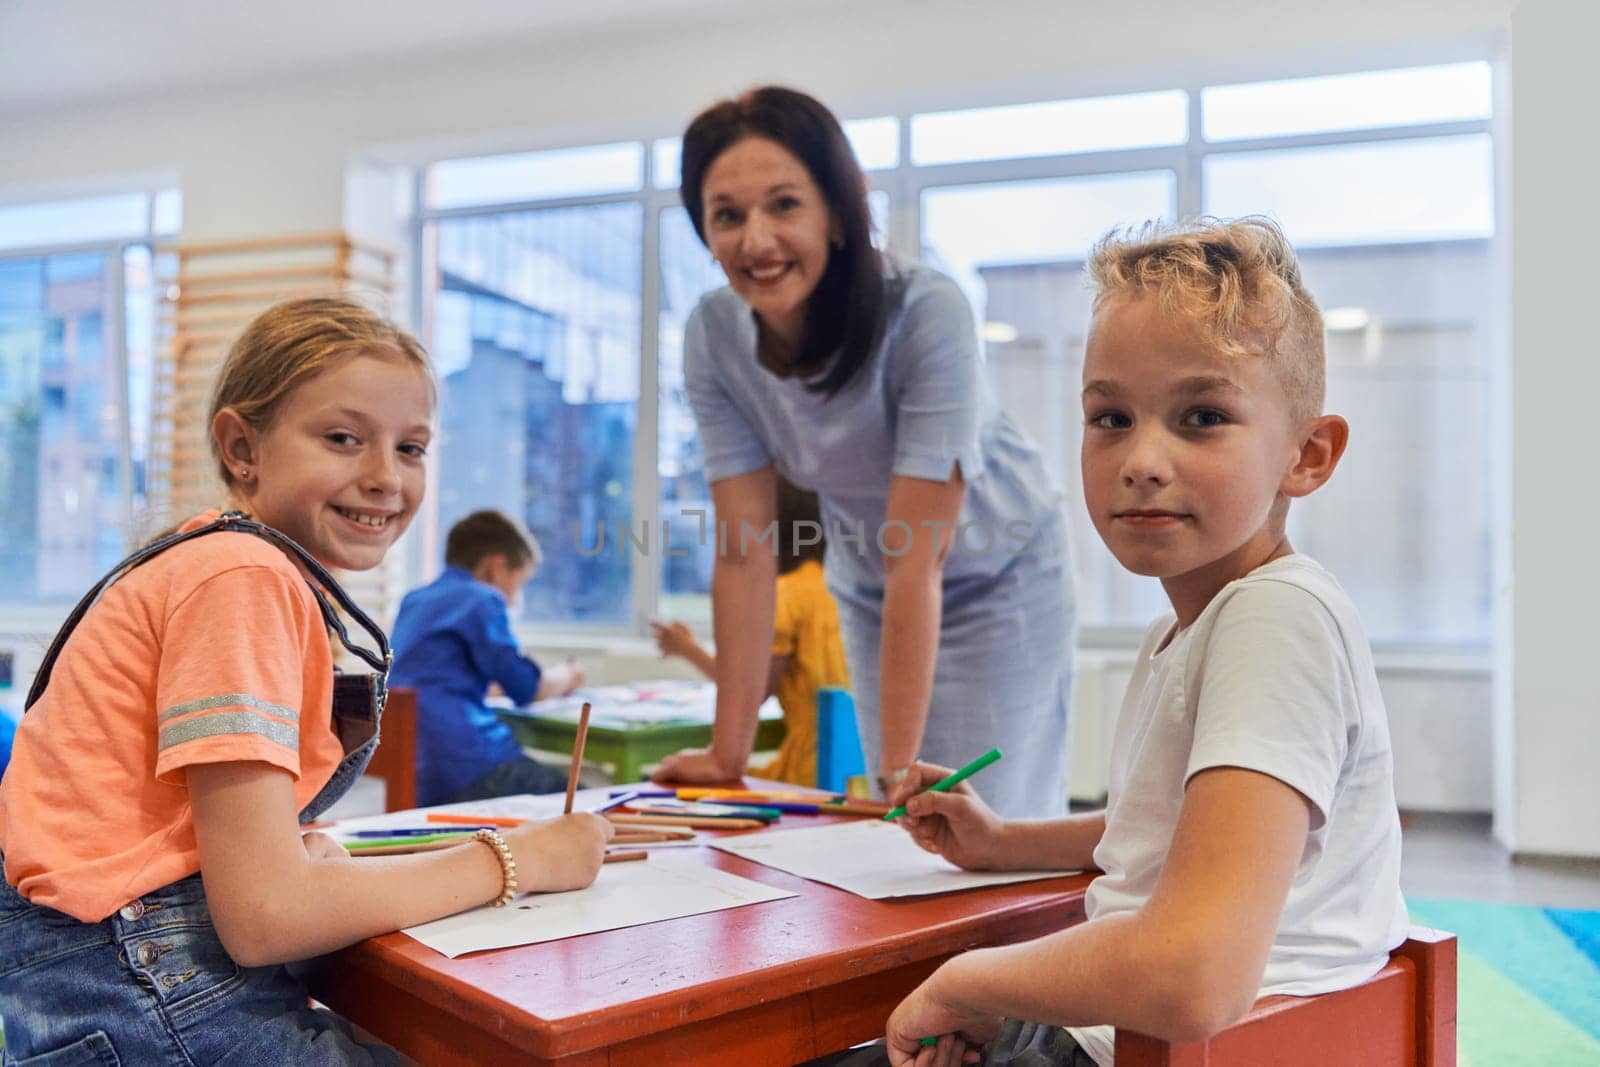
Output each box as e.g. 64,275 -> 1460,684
151,189 -> 183,236
846,117 -> 900,170
656,207 -> 727,617
428,204 -> 642,624
921,171 -> 1175,317
921,172 -> 1176,628
124,245 -> 160,526
0,251 -> 128,602
652,139 -> 682,191
1203,62 -> 1491,142
0,194 -> 151,252
652,116 -> 900,191
428,142 -> 644,209
911,91 -> 1187,166
1288,244 -> 1493,644
1203,134 -> 1494,247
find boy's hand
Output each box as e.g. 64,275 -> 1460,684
652,746 -> 742,784
885,963 -> 1000,1066
505,813 -> 614,893
558,659 -> 585,696
649,620 -> 696,660
888,762 -> 1006,871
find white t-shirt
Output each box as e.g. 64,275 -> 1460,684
1068,555 -> 1408,1065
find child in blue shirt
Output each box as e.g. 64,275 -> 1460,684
391,510 -> 584,805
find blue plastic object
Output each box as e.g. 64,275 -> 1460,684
815,686 -> 864,792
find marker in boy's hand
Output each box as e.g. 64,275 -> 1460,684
884,977 -> 997,1066
888,762 -> 1006,872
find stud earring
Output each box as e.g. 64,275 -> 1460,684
238,467 -> 250,481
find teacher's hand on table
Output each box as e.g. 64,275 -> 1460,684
652,746 -> 742,785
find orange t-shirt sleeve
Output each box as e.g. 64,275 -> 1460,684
153,563 -> 321,784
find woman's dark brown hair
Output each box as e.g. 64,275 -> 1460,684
680,86 -> 886,398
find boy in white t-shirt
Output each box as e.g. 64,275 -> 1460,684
878,218 -> 1409,1067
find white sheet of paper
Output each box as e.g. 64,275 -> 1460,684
709,819 -> 1076,899
401,855 -> 797,958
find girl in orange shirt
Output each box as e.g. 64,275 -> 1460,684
0,297 -> 611,1064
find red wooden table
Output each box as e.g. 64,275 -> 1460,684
304,784 -> 1091,1066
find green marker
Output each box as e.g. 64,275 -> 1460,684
344,832 -> 472,850
882,748 -> 1003,821
920,1036 -> 940,1047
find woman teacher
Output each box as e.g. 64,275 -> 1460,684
654,87 -> 1074,817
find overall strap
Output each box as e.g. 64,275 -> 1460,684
25,510 -> 390,711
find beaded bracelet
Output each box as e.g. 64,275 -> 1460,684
473,829 -> 518,907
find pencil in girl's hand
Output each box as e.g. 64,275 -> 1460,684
602,849 -> 649,864
564,701 -> 592,814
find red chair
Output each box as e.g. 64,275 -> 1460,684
1116,927 -> 1456,1066
363,685 -> 418,813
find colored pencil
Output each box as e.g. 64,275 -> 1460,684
563,702 -> 592,815
344,836 -> 475,857
824,799 -> 896,817
345,831 -> 473,850
593,789 -> 640,814
882,748 -> 1004,821
426,813 -> 524,829
603,849 -> 649,864
607,812 -> 764,831
676,788 -> 839,802
349,826 -> 493,837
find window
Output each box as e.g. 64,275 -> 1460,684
420,61 -> 1499,648
425,205 -> 642,626
0,189 -> 177,608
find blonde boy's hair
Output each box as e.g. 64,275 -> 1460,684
1088,217 -> 1325,423
208,296 -> 435,488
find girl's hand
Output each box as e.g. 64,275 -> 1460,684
652,746 -> 741,784
504,813 -> 614,893
885,964 -> 1001,1066
887,762 -> 1006,871
300,830 -> 347,861
649,620 -> 697,660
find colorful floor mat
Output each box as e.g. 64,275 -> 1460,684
1407,897 -> 1600,1065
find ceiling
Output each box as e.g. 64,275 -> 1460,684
0,0 -> 767,114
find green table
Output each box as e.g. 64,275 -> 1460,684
498,706 -> 787,784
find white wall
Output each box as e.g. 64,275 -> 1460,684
1,0 -> 1509,242
1499,0 -> 1600,857
8,0 -> 1572,839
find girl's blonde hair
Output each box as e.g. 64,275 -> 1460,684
1088,217 -> 1325,423
207,296 -> 435,487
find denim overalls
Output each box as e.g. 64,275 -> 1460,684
0,512 -> 406,1066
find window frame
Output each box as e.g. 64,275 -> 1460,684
411,53 -> 1499,656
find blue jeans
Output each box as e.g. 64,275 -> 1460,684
0,867 -> 404,1066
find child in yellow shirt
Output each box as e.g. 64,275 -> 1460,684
651,479 -> 849,786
